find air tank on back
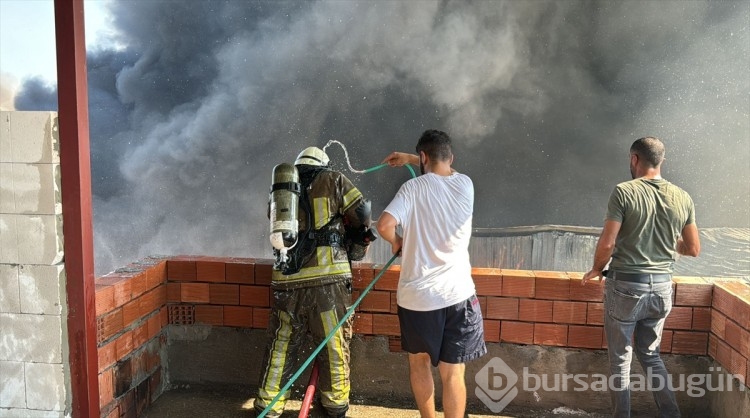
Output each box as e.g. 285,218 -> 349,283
269,162 -> 300,264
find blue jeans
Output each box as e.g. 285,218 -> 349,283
604,278 -> 680,418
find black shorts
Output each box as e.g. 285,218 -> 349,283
397,295 -> 487,367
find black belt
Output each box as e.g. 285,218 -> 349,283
605,270 -> 672,284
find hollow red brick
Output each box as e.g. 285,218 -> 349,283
729,350 -> 748,385
587,303 -> 604,326
160,306 -> 168,327
209,283 -> 240,305
708,333 -> 718,359
740,328 -> 750,358
568,325 -> 603,349
486,297 -> 519,320
519,299 -> 553,323
664,306 -> 693,330
673,277 -> 713,307
167,259 -> 197,281
239,285 -> 271,307
254,260 -> 274,286
112,276 -> 134,308
691,307 -> 711,332
195,305 -> 224,326
121,299 -> 141,329
166,283 -> 181,303
132,323 -> 149,348
98,342 -> 117,373
736,294 -> 750,331
145,261 -> 167,291
99,368 -> 114,409
534,271 -> 570,300
223,306 -> 253,328
671,331 -> 708,355
353,313 -> 373,334
483,319 -> 501,342
147,314 -> 161,340
181,283 -> 210,303
568,277 -> 605,302
96,285 -> 116,317
712,283 -> 734,316
351,264 -> 374,290
361,290 -> 392,313
196,260 -> 226,283
99,309 -> 124,343
534,323 -> 568,346
661,330 -> 673,353
373,314 -> 401,336
711,309 -> 727,340
253,307 -> 271,329
502,270 -> 535,298
225,262 -> 254,284
374,266 -> 400,291
139,290 -> 156,317
729,348 -> 748,385
500,321 -> 534,344
553,301 -> 587,325
715,338 -> 732,371
140,286 -> 165,317
472,268 -> 503,297
130,273 -> 148,299
115,330 -> 134,360
724,319 -> 742,352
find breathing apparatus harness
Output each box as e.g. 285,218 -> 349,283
274,164 -> 345,275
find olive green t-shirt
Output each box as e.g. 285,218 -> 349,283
606,178 -> 696,274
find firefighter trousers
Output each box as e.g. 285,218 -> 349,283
255,280 -> 352,417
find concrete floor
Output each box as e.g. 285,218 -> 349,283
141,383 -> 610,418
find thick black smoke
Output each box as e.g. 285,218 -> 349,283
16,0 -> 750,275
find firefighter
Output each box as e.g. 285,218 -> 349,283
255,146 -> 375,418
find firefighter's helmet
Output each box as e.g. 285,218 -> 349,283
294,146 -> 330,167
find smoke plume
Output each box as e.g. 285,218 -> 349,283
15,0 -> 750,275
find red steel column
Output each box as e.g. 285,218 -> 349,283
54,0 -> 99,416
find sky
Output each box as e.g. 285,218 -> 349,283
0,0 -> 114,108
2,0 -> 748,276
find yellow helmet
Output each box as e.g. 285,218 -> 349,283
294,146 -> 329,167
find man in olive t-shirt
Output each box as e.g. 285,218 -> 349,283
583,137 -> 701,418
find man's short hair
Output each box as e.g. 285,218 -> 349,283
630,136 -> 665,167
416,129 -> 453,161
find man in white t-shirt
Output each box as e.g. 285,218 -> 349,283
377,129 -> 486,418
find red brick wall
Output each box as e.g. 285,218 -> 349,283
94,256 -> 750,417
709,280 -> 750,386
95,258 -> 168,418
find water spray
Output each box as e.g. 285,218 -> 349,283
323,139 -> 417,178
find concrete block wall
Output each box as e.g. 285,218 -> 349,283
0,111 -> 70,417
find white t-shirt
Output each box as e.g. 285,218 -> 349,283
383,172 -> 475,311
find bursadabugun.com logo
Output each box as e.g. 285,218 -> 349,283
474,357 -> 519,413
475,357 -> 746,413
